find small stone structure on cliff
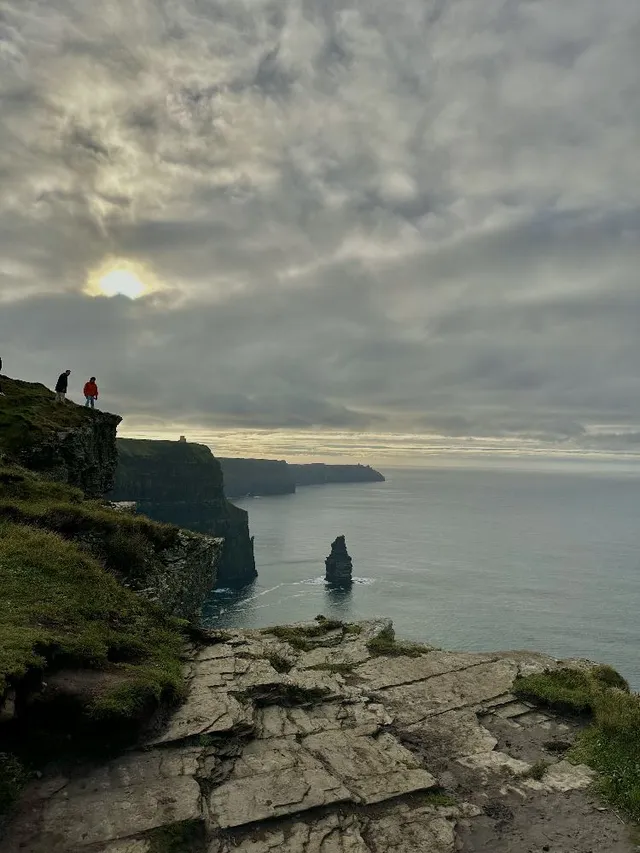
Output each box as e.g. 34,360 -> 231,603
325,534 -> 353,585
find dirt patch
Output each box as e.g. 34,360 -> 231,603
458,788 -> 633,853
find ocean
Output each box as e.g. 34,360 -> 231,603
202,459 -> 640,689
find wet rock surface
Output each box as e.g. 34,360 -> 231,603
5,621 -> 635,853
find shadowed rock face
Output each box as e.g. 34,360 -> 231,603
113,439 -> 256,587
325,535 -> 353,585
5,620 -> 628,853
0,376 -> 121,498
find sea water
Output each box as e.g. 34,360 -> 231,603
202,459 -> 640,688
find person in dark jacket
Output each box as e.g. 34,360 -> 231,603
55,369 -> 71,403
83,377 -> 99,409
0,355 -> 4,396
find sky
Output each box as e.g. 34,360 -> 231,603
1,0 -> 640,463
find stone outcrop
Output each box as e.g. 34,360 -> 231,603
325,535 -> 353,585
6,621 -> 630,853
0,376 -> 121,498
113,439 -> 256,588
125,528 -> 224,619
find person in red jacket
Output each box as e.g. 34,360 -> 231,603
83,376 -> 99,409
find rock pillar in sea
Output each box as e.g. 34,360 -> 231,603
325,535 -> 353,586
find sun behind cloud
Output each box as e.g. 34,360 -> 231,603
85,259 -> 160,299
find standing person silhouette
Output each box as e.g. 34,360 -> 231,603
55,369 -> 71,403
0,355 -> 4,396
83,377 -> 99,409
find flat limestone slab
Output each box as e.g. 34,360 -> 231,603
303,730 -> 437,804
207,738 -> 351,828
354,651 -> 496,691
376,659 -> 519,725
256,701 -> 391,740
31,775 -> 201,850
148,687 -> 253,745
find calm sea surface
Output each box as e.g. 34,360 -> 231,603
202,460 -> 640,689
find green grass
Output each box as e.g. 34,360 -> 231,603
421,791 -> 458,808
514,666 -> 640,821
0,377 -> 92,459
0,521 -> 185,719
513,666 -> 629,716
366,626 -> 430,658
0,466 -> 179,584
263,618 -> 346,651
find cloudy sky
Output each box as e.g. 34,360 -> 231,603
1,0 -> 639,461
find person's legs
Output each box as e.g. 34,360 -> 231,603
55,392 -> 66,403
88,396 -> 95,409
85,396 -> 91,407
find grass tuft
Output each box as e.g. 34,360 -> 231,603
0,466 -> 180,586
263,618 -> 345,651
514,666 -> 640,821
523,759 -> 550,781
0,521 -> 185,720
264,653 -> 293,674
366,625 -> 430,658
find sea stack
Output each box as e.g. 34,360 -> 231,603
325,535 -> 353,586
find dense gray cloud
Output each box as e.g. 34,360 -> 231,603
1,0 -> 640,455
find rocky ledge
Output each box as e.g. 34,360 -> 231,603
5,621 -> 633,853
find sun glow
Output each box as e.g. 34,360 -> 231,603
98,268 -> 146,299
85,259 -> 159,299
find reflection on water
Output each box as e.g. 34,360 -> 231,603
199,466 -> 640,689
202,575 -> 371,630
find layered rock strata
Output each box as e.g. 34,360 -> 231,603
5,621 -> 630,853
113,439 -> 256,587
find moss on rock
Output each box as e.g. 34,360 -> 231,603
514,665 -> 640,821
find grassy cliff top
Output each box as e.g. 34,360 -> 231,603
117,438 -> 214,463
0,376 -> 118,458
0,467 -> 185,718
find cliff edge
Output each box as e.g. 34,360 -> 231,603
218,457 -> 385,498
0,376 -> 121,497
5,619 -> 638,852
113,439 -> 256,587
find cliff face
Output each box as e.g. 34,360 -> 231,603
218,457 -> 385,498
0,378 -> 223,618
218,457 -> 295,497
291,463 -> 385,487
0,376 -> 121,498
113,439 -> 256,588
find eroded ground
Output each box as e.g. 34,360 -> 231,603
4,621 -> 635,853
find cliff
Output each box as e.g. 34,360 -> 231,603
114,439 -> 256,587
5,619 -> 638,852
291,462 -> 385,487
218,457 -> 385,497
218,457 -> 295,497
0,376 -> 121,497
0,378 -> 223,618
